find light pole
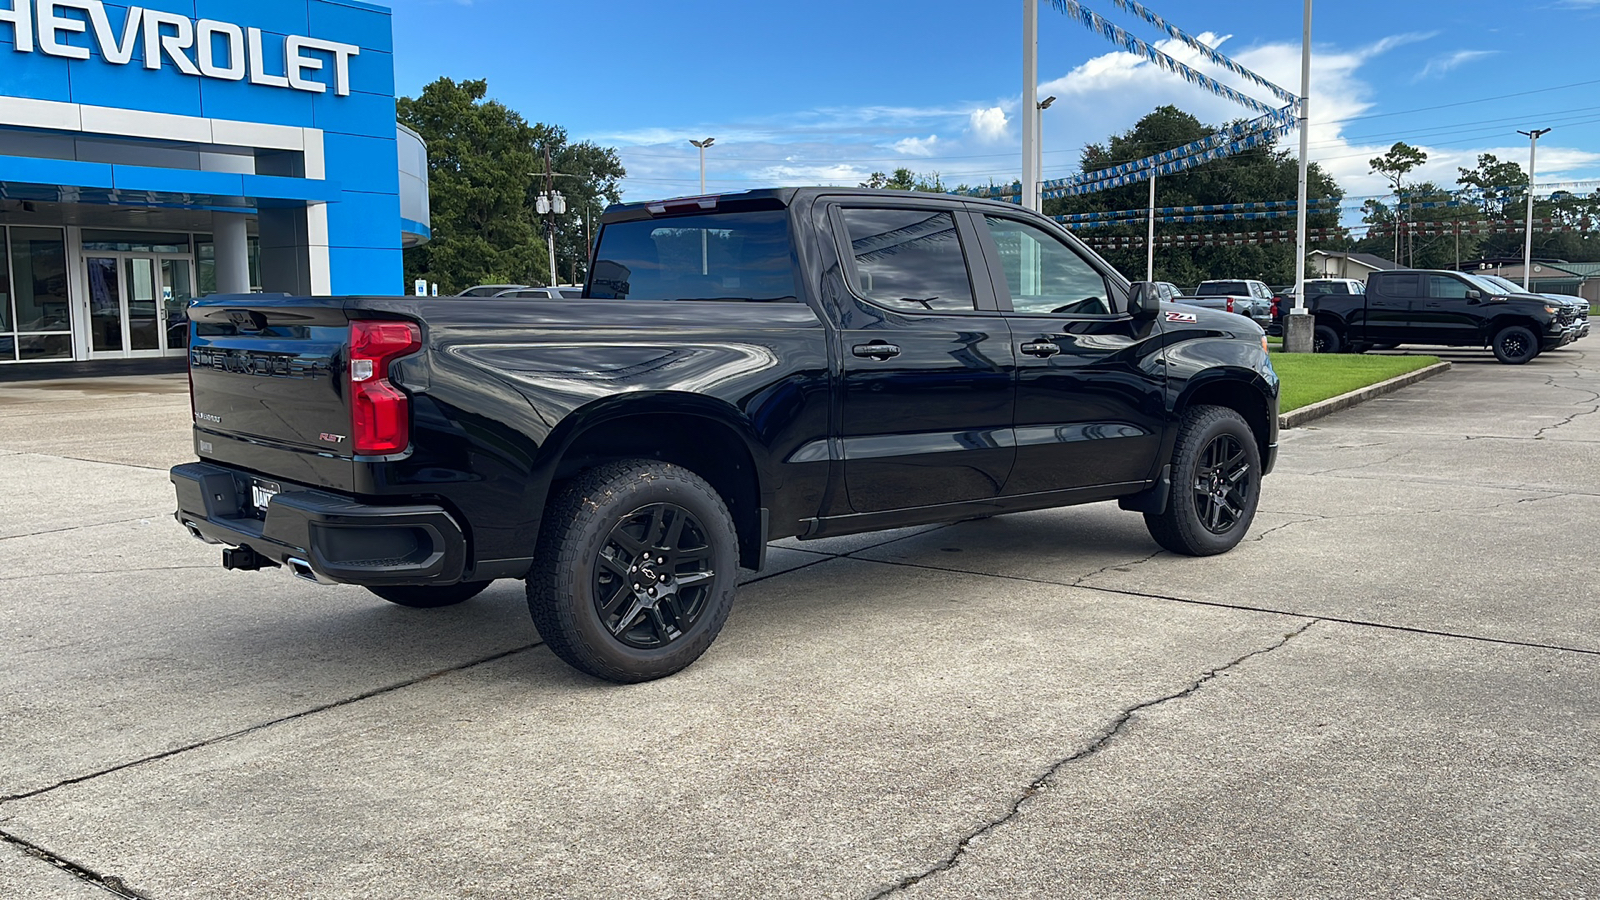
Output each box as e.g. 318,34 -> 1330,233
1284,0 -> 1315,354
1036,95 -> 1055,214
1146,174 -> 1157,282
1518,127 -> 1551,290
1022,0 -> 1039,212
689,137 -> 715,274
690,137 -> 715,193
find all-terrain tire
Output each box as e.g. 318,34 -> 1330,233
1492,325 -> 1539,365
1144,405 -> 1262,557
527,459 -> 738,683
367,581 -> 492,608
1312,324 -> 1341,354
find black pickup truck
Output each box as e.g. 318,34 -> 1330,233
171,188 -> 1279,682
1300,269 -> 1581,363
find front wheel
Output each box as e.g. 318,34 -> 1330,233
367,581 -> 492,608
528,460 -> 738,683
1144,406 -> 1262,556
1492,325 -> 1539,364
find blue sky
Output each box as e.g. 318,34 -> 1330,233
388,0 -> 1600,207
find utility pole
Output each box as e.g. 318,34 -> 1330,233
536,147 -> 567,288
1036,94 -> 1055,214
1021,0 -> 1039,212
1518,127 -> 1551,290
1284,0 -> 1315,353
1146,174 -> 1157,282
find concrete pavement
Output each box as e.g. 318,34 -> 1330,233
0,347 -> 1596,898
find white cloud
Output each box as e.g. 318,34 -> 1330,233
967,107 -> 1009,143
892,135 -> 940,157
1414,49 -> 1500,82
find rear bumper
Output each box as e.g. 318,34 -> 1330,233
171,462 -> 468,586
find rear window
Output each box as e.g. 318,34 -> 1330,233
1197,281 -> 1249,296
588,209 -> 798,302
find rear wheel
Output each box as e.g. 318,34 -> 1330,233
528,460 -> 738,683
367,581 -> 492,608
1313,324 -> 1341,354
1144,406 -> 1261,556
1492,325 -> 1539,364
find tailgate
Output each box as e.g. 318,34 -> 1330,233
188,296 -> 357,490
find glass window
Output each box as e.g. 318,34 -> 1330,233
195,235 -> 261,296
838,208 -> 974,312
81,230 -> 191,254
1429,275 -> 1471,299
588,209 -> 797,302
0,229 -> 11,335
1378,273 -> 1421,298
982,215 -> 1111,316
9,227 -> 70,332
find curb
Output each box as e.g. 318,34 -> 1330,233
1279,360 -> 1453,429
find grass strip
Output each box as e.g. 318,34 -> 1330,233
1269,353 -> 1442,412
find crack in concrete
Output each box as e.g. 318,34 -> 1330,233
0,828 -> 148,898
0,566 -> 212,584
1070,549 -> 1164,586
1244,492 -> 1566,543
1304,450 -> 1411,477
869,620 -> 1320,898
0,517 -> 156,543
0,644 -> 542,805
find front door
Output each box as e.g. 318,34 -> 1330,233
86,254 -> 195,358
974,212 -> 1167,496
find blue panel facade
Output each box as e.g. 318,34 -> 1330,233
0,0 -> 411,297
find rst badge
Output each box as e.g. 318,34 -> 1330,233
319,433 -> 346,444
1165,311 -> 1198,323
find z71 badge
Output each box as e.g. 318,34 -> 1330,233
1165,311 -> 1198,323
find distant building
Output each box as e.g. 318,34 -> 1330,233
1309,251 -> 1399,281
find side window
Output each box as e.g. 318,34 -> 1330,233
1429,275 -> 1471,300
1380,273 -> 1421,298
838,208 -> 975,311
982,216 -> 1112,316
1254,282 -> 1270,299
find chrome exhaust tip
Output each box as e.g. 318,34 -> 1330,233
285,558 -> 330,584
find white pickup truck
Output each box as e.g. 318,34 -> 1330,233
1176,279 -> 1275,326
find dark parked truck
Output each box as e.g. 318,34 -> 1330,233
172,188 -> 1279,682
1306,269 -> 1581,362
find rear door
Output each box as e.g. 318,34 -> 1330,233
972,211 -> 1166,496
828,201 -> 1015,514
1364,272 -> 1417,342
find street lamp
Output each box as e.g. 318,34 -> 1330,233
1518,127 -> 1551,290
1036,95 -> 1055,213
689,137 -> 715,194
689,137 -> 716,274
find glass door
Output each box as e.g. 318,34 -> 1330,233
86,253 -> 195,357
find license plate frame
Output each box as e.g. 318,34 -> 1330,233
250,479 -> 281,513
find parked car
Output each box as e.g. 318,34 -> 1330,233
1268,278 -> 1367,337
1303,269 -> 1579,363
172,187 -> 1279,682
1176,279 -> 1275,327
457,284 -> 529,297
496,287 -> 585,299
1473,274 -> 1589,341
1152,281 -> 1184,302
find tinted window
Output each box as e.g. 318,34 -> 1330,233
838,208 -> 974,311
1429,275 -> 1471,299
1378,273 -> 1421,298
983,216 -> 1111,316
589,209 -> 797,302
1197,281 -> 1250,296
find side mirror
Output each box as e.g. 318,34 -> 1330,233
1465,289 -> 1481,302
1127,281 -> 1160,321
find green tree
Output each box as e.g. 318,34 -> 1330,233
860,168 -> 948,192
398,78 -> 625,293
1045,105 -> 1344,287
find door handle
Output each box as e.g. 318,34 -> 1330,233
852,341 -> 901,360
1020,341 -> 1061,358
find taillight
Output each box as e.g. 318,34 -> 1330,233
1226,297 -> 1234,314
1271,298 -> 1280,317
349,320 -> 421,455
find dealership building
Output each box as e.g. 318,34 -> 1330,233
0,0 -> 427,366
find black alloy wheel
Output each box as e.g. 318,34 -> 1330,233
594,503 -> 717,650
1192,433 -> 1254,535
528,459 -> 739,683
1144,405 -> 1262,556
1313,324 -> 1340,354
1492,325 -> 1539,365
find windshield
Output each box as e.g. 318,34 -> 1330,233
588,209 -> 798,302
1462,273 -> 1517,294
1196,281 -> 1249,296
